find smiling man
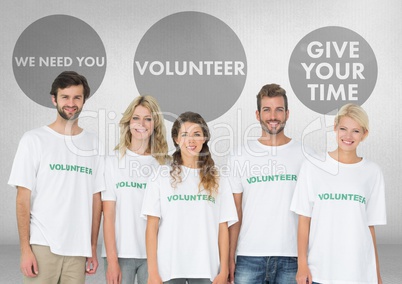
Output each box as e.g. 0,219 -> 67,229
8,71 -> 105,284
228,84 -> 312,284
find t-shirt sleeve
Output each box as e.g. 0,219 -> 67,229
219,177 -> 238,227
8,132 -> 39,190
101,156 -> 116,201
366,165 -> 387,226
93,154 -> 106,194
141,178 -> 161,219
90,138 -> 105,194
227,155 -> 243,194
290,161 -> 314,217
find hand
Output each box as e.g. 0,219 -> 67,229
147,272 -> 163,284
377,275 -> 383,284
295,265 -> 312,284
213,272 -> 228,284
106,261 -> 122,284
86,255 -> 99,275
228,258 -> 235,284
20,249 -> 38,278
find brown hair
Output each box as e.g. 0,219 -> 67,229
256,83 -> 288,112
170,111 -> 219,195
50,71 -> 90,102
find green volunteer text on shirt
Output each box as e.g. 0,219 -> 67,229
318,193 -> 366,204
115,181 -> 147,189
246,174 -> 297,184
167,194 -> 216,204
49,163 -> 93,175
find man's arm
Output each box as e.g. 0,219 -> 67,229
228,193 -> 242,283
16,186 -> 38,278
86,192 -> 102,274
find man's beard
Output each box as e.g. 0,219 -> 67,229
57,105 -> 82,121
260,119 -> 286,135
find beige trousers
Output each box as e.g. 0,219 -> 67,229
23,245 -> 86,284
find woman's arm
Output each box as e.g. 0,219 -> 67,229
369,226 -> 383,284
213,222 -> 229,284
103,200 -> 122,283
146,216 -> 162,284
228,193 -> 242,284
296,215 -> 312,284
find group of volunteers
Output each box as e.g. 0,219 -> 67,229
9,71 -> 386,284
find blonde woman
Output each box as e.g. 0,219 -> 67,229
142,111 -> 238,284
291,104 -> 386,284
102,95 -> 169,284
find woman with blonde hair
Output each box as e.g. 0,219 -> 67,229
142,111 -> 238,284
291,103 -> 386,284
102,95 -> 169,284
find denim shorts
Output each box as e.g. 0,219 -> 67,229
234,255 -> 297,284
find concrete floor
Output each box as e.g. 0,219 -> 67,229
1,244 -> 401,283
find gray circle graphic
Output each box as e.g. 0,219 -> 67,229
134,12 -> 247,122
289,26 -> 377,114
13,15 -> 107,108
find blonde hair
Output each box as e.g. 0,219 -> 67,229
170,111 -> 219,195
334,103 -> 369,134
115,95 -> 169,165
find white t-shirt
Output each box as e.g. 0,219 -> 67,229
8,126 -> 105,257
228,139 -> 310,256
141,166 -> 238,282
290,153 -> 387,284
101,149 -> 158,258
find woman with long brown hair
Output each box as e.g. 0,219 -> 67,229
142,111 -> 238,284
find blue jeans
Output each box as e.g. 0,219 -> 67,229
164,279 -> 211,284
104,257 -> 148,284
234,256 -> 297,284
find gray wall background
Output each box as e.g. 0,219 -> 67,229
1,0 -> 401,245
